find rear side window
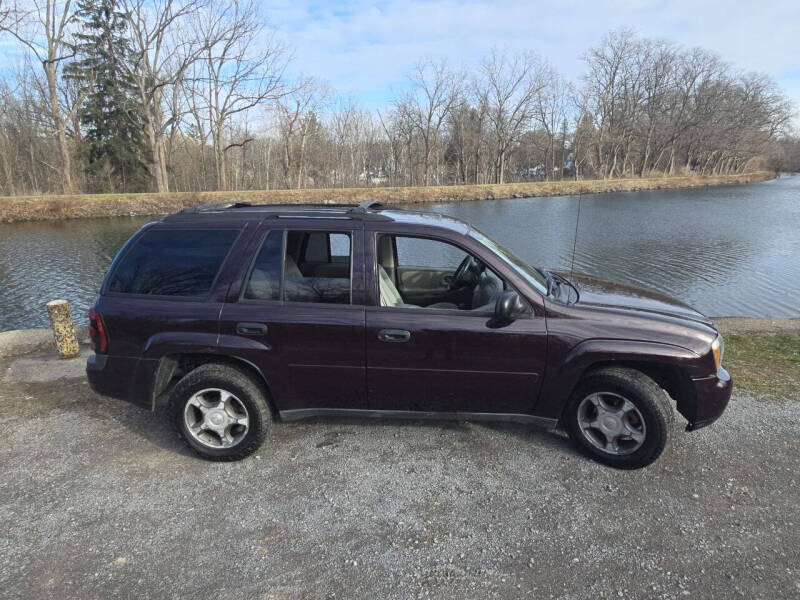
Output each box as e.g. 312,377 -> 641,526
244,230 -> 352,304
330,233 -> 350,263
244,231 -> 283,301
107,229 -> 238,297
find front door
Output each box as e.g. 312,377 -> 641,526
219,225 -> 366,412
365,231 -> 547,415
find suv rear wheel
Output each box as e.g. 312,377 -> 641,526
563,367 -> 673,469
167,363 -> 272,461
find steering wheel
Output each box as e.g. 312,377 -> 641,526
449,255 -> 480,290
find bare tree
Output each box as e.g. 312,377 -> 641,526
123,0 -> 207,192
533,64 -> 569,180
376,108 -> 405,186
275,79 -> 327,188
477,49 -> 544,184
393,60 -> 461,186
328,100 -> 383,187
2,0 -> 79,192
447,92 -> 488,184
0,78 -> 17,194
187,0 -> 287,190
0,21 -> 794,196
331,96 -> 359,187
577,29 -> 792,179
0,0 -> 11,29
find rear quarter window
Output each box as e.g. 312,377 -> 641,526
107,229 -> 239,297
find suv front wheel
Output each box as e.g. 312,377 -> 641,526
167,363 -> 272,461
563,367 -> 674,469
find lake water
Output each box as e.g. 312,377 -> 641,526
1,175 -> 798,331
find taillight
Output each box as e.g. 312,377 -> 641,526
88,308 -> 108,353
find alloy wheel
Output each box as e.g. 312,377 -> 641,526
577,392 -> 647,455
183,388 -> 250,449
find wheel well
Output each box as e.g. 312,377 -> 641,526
152,354 -> 277,416
581,360 -> 695,414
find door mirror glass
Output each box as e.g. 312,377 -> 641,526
494,290 -> 526,322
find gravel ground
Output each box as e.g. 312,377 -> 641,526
0,351 -> 798,600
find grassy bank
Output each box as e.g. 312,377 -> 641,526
724,333 -> 800,398
0,171 -> 775,223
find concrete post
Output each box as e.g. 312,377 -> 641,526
46,299 -> 80,359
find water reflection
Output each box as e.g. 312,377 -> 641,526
1,175 -> 799,331
429,174 -> 800,318
0,217 -> 154,330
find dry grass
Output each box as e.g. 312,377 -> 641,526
724,333 -> 800,399
0,171 -> 775,223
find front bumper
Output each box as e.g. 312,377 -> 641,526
685,367 -> 732,431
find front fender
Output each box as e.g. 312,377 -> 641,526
534,338 -> 701,421
563,338 -> 701,374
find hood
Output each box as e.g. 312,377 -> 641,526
565,273 -> 713,326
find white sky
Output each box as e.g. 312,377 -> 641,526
268,0 -> 800,122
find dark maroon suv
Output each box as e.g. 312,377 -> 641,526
86,201 -> 731,468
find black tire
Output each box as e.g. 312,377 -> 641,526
167,363 -> 272,461
563,367 -> 673,469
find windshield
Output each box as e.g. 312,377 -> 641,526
468,227 -> 549,294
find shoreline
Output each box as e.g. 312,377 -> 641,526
0,171 -> 775,223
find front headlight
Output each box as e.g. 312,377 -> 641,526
711,335 -> 724,370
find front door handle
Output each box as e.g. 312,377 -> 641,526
378,329 -> 411,343
237,322 -> 268,335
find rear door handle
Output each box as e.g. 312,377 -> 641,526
236,322 -> 268,335
378,329 -> 411,343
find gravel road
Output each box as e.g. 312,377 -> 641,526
0,351 -> 798,600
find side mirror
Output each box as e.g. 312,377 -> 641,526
493,290 -> 526,323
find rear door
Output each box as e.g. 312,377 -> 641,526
218,222 -> 366,413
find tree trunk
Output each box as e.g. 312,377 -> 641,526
608,150 -> 618,179
265,140 -> 271,190
158,138 -> 169,191
28,141 -> 39,191
145,119 -> 167,193
215,135 -> 227,191
296,127 -> 307,189
498,149 -> 505,184
0,134 -> 15,195
423,138 -> 431,186
640,131 -> 653,176
46,63 -> 72,194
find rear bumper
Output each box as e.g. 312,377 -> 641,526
86,353 -> 151,409
685,367 -> 732,431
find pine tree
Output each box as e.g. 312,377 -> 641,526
66,0 -> 149,192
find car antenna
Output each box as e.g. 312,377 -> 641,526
569,186 -> 582,281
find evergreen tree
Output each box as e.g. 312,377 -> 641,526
66,0 -> 149,192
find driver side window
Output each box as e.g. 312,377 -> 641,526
377,234 -> 504,312
395,236 -> 467,269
